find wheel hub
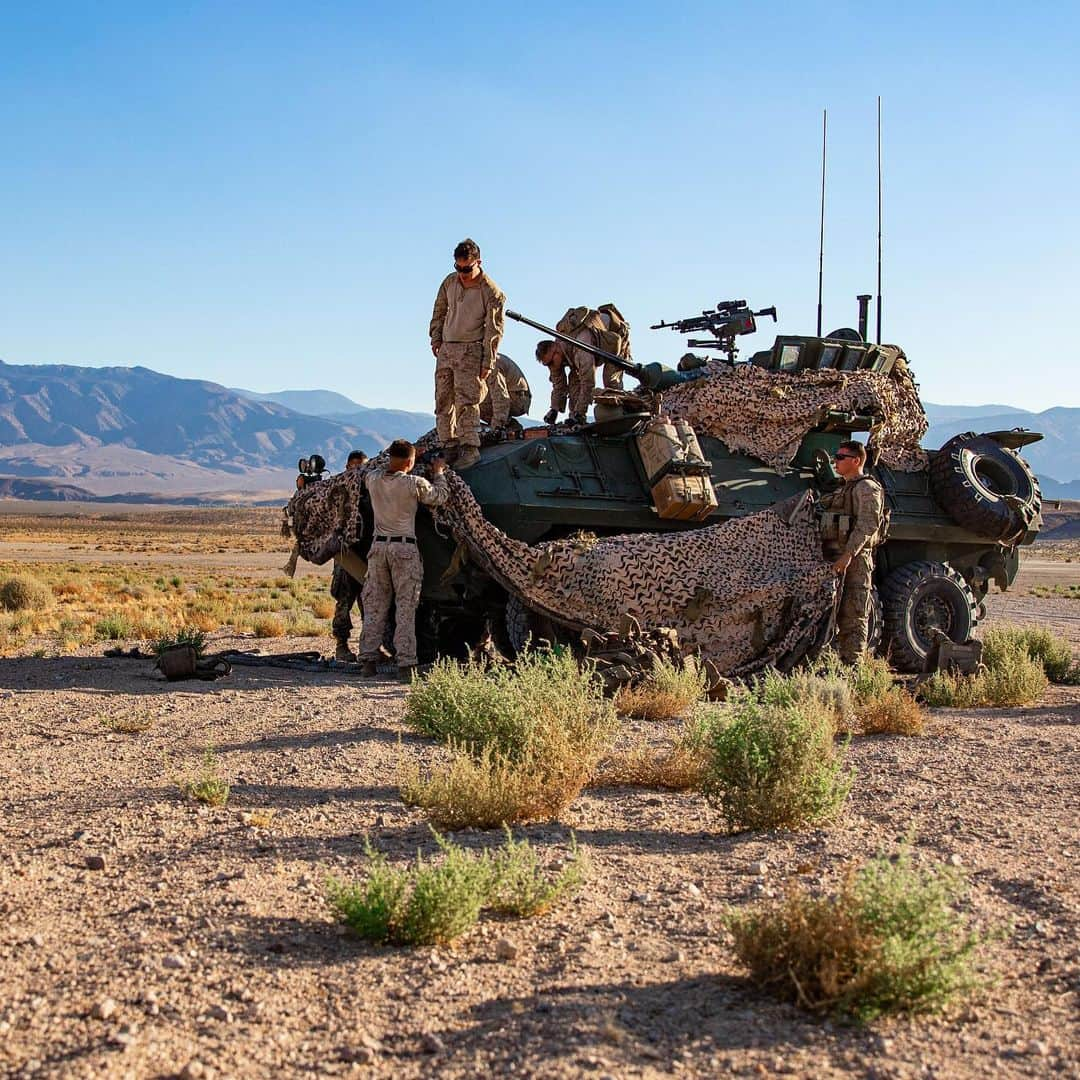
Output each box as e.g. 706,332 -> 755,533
915,594 -> 952,643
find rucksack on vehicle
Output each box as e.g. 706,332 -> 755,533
555,303 -> 632,363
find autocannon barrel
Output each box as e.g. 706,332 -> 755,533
505,310 -> 643,377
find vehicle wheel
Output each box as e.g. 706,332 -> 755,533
881,561 -> 977,672
866,586 -> 883,656
930,433 -> 1041,541
503,593 -> 575,655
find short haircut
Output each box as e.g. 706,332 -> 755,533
453,238 -> 480,261
346,450 -> 368,466
838,439 -> 867,463
388,439 -> 416,460
535,339 -> 558,362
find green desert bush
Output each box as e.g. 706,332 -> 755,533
983,625 -> 1073,683
327,830 -> 586,946
727,847 -> 991,1022
920,632 -> 1048,708
698,685 -> 853,832
401,652 -> 618,828
0,576 -> 53,613
94,614 -> 136,641
613,657 -> 707,721
151,626 -> 208,657
180,750 -> 230,807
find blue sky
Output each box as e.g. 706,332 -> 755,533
2,2 -> 1077,413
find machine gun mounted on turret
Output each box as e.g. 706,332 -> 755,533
651,299 -> 777,363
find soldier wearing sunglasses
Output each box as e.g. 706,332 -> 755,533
428,238 -> 506,470
819,440 -> 886,663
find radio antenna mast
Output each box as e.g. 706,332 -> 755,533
876,95 -> 883,344
816,109 -> 827,336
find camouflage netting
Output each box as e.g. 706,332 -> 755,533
284,467 -> 837,677
659,357 -> 929,473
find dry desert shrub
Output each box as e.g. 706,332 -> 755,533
401,651 -> 618,828
802,651 -> 925,736
180,750 -> 230,807
920,631 -> 1048,708
327,830 -> 587,946
101,711 -> 154,734
252,615 -> 285,639
311,597 -> 336,619
0,576 -> 53,613
727,847 -> 990,1022
983,625 -> 1073,683
613,657 -> 707,721
698,684 -> 853,832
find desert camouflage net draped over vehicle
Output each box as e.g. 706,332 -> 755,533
281,469 -> 364,571
659,357 -> 929,473
283,466 -> 838,676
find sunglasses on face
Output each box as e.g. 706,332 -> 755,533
454,263 -> 477,274
833,453 -> 857,461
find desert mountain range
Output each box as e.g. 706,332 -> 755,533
0,359 -> 1076,503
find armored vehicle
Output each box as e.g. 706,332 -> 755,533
392,301 -> 1043,671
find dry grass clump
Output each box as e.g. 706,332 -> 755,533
801,652 -> 925,736
727,847 -> 991,1022
100,711 -> 154,734
697,684 -> 853,832
311,597 -> 336,619
252,615 -> 285,639
151,626 -> 207,656
983,625 -> 1074,683
592,739 -> 709,791
0,576 -> 53,612
613,657 -> 707,721
402,651 -> 618,828
327,830 -> 587,946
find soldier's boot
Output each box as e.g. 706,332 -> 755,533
397,664 -> 416,684
359,659 -> 378,678
441,442 -> 460,466
334,640 -> 356,663
455,447 -> 481,470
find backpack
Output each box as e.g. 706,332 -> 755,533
853,475 -> 891,545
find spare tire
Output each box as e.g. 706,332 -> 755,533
881,561 -> 978,672
930,433 -> 1040,540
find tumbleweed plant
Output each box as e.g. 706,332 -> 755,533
727,846 -> 991,1022
180,749 -> 230,807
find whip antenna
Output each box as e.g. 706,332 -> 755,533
876,95 -> 883,344
816,109 -> 827,336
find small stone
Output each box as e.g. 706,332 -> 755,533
162,954 -> 187,970
358,1032 -> 384,1053
630,891 -> 652,903
421,1032 -> 446,1054
1033,921 -> 1050,936
84,854 -> 107,871
683,882 -> 702,898
179,1062 -> 205,1080
752,861 -> 768,876
588,930 -> 603,945
643,796 -> 663,806
91,998 -> 117,1020
1027,1040 -> 1050,1057
28,934 -> 44,948
342,1046 -> 376,1064
663,948 -> 686,963
72,829 -> 89,842
207,1004 -> 232,1023
495,938 -> 519,962
947,854 -> 964,867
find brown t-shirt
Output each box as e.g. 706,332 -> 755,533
441,279 -> 487,343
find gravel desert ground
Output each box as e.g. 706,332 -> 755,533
0,523 -> 1078,1079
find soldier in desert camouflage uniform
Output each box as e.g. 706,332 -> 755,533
429,239 -> 506,469
481,353 -> 532,430
358,440 -> 448,681
330,450 -> 368,661
819,439 -> 886,663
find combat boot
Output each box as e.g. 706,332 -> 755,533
359,659 -> 378,678
441,442 -> 460,467
397,664 -> 416,684
334,641 -> 356,663
455,447 -> 481,470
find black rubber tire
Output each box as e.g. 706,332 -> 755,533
881,561 -> 978,673
866,586 -> 883,657
930,433 -> 1041,541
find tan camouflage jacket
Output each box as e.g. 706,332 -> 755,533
819,475 -> 885,558
429,272 -> 506,368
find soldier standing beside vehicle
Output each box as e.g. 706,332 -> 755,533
819,439 -> 886,663
358,440 -> 449,682
330,450 -> 368,662
429,239 -> 506,470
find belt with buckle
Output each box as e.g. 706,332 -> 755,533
374,535 -> 416,544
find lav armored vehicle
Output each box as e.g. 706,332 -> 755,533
358,300 -> 1043,672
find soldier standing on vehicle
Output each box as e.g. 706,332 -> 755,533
358,440 -> 449,682
330,450 -> 368,662
819,439 -> 886,664
429,239 -> 506,470
481,353 -> 532,431
536,304 -> 630,425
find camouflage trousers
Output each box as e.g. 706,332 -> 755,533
836,549 -> 874,663
481,365 -> 511,428
330,564 -> 363,644
359,541 -> 423,667
568,345 -> 596,419
435,342 -> 491,449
